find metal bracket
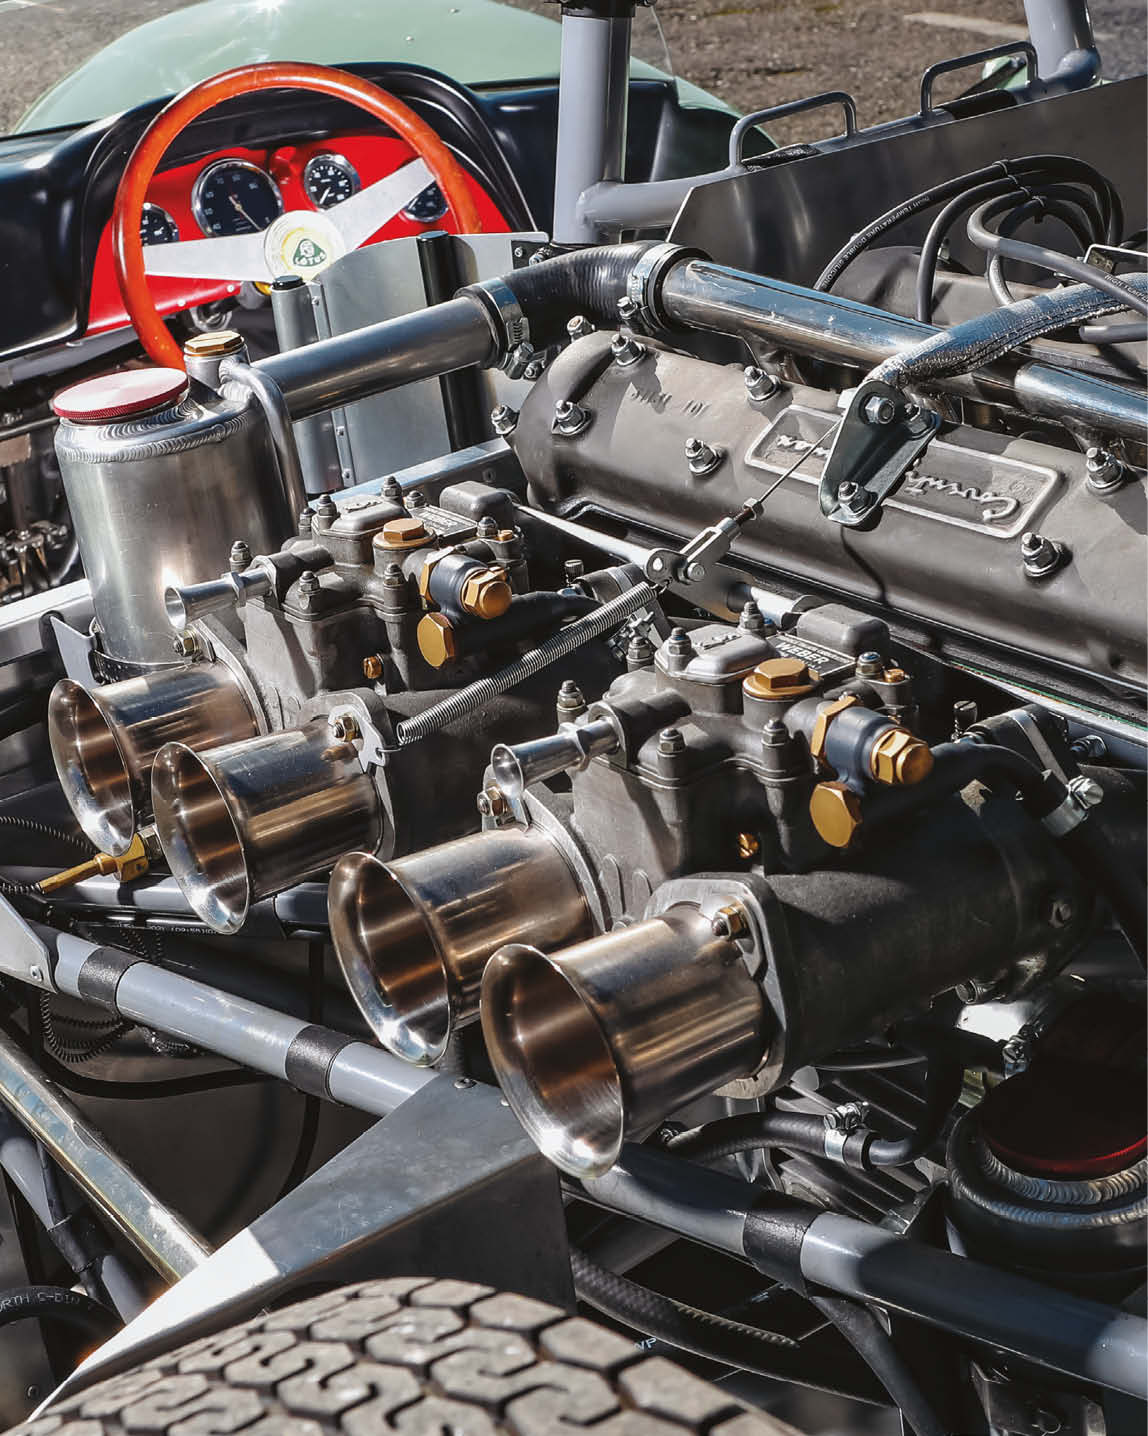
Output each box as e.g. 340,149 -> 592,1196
46,614 -> 97,685
819,380 -> 941,528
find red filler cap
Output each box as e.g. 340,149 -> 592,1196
52,368 -> 188,424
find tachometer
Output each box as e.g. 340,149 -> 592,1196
192,160 -> 283,237
303,153 -> 360,209
140,203 -> 180,246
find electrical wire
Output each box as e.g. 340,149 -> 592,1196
270,942 -> 325,1203
0,1284 -> 119,1343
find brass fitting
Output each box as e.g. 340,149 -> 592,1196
376,517 -> 430,551
417,548 -> 452,602
809,693 -> 860,764
362,654 -> 384,681
459,566 -> 512,620
736,831 -> 760,860
417,612 -> 457,668
742,656 -> 815,701
809,782 -> 863,849
869,727 -> 934,786
883,667 -> 908,684
38,833 -> 149,895
184,330 -> 245,358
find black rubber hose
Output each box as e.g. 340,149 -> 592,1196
0,1284 -> 119,1342
916,177 -> 1021,322
272,942 -> 325,1203
35,1143 -> 105,1302
497,241 -> 656,348
816,154 -> 1122,292
808,1293 -> 948,1436
864,1061 -> 963,1167
568,1246 -> 885,1405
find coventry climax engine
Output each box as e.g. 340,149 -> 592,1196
0,17 -> 1144,1436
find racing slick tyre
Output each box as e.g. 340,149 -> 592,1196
9,1277 -> 801,1436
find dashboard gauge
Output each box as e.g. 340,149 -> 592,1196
403,181 -> 448,225
140,202 -> 180,246
192,160 -> 283,237
303,152 -> 360,209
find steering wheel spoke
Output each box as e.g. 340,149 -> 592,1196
326,158 -> 436,249
143,233 -> 271,283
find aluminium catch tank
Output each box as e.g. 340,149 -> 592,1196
51,363 -> 291,668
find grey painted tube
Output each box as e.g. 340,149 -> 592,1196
579,1144 -> 1148,1401
48,931 -> 434,1118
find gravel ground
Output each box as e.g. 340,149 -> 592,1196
0,0 -> 1143,134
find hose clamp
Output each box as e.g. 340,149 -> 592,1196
464,279 -> 530,362
626,243 -> 701,329
1042,774 -> 1105,837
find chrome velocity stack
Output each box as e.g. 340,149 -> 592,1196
481,904 -> 765,1178
152,721 -> 382,934
329,827 -> 592,1065
47,666 -> 257,856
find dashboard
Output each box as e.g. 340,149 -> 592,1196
85,131 -> 510,337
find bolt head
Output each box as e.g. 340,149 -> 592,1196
567,315 -> 593,338
657,726 -> 686,756
172,630 -> 200,658
490,404 -> 517,436
406,489 -> 427,510
617,296 -> 639,320
743,365 -> 779,401
328,712 -> 359,742
1068,774 -> 1105,810
684,561 -> 706,583
863,394 -> 896,425
229,539 -> 252,571
711,903 -> 749,940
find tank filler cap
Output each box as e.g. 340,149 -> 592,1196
52,368 -> 189,424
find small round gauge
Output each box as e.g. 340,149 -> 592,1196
403,181 -> 448,225
303,152 -> 361,210
140,202 -> 180,246
192,160 -> 283,237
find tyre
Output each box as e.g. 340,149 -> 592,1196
8,1277 -> 802,1436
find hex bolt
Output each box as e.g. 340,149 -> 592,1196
743,365 -> 779,402
523,359 -> 546,381
684,561 -> 706,583
1085,446 -> 1125,494
625,632 -> 655,669
297,570 -> 320,596
711,903 -> 749,940
1020,531 -> 1066,580
228,539 -> 252,572
610,331 -> 646,366
855,650 -> 884,678
564,558 -> 586,583
567,315 -> 594,339
172,630 -> 200,659
657,726 -> 686,756
616,296 -> 639,321
553,399 -> 591,436
556,679 -> 587,719
739,599 -> 767,633
863,394 -> 896,425
685,436 -> 722,476
382,477 -> 404,502
315,492 -> 338,520
298,510 -> 313,535
1067,773 -> 1105,811
1070,733 -> 1107,761
761,717 -> 790,748
476,785 -> 509,819
837,480 -> 870,513
406,488 -> 427,510
490,404 -> 518,437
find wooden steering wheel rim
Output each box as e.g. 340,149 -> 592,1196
112,62 -> 484,368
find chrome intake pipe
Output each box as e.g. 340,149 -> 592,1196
151,721 -> 382,934
329,827 -> 592,1065
48,665 -> 257,856
481,904 -> 766,1179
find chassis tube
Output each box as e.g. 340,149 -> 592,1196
46,930 -> 434,1117
578,1144 -> 1148,1400
258,296 -> 498,421
0,1028 -> 210,1283
658,258 -> 1148,441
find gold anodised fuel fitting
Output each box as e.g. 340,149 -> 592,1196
459,566 -> 512,620
742,656 -> 816,701
417,612 -> 457,668
869,727 -> 935,786
809,781 -> 864,848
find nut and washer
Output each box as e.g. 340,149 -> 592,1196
1020,530 -> 1068,580
657,726 -> 686,756
229,539 -> 252,572
567,315 -> 594,339
685,436 -> 722,477
743,365 -> 779,402
863,395 -> 896,425
553,399 -> 592,437
1085,446 -> 1125,494
711,903 -> 749,940
328,712 -> 359,742
490,404 -> 518,437
172,630 -> 201,659
610,332 -> 647,367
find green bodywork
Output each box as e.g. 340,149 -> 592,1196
19,0 -> 731,131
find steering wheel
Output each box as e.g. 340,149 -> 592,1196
112,62 -> 483,368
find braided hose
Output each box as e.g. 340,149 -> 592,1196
395,581 -> 656,746
873,271 -> 1148,388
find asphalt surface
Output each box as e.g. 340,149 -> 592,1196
0,0 -> 1143,134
